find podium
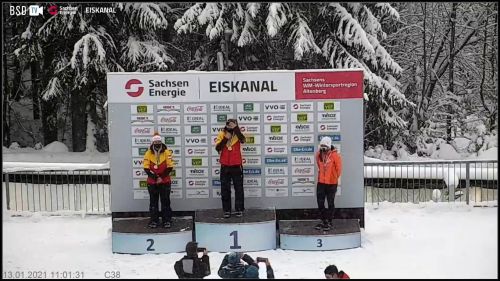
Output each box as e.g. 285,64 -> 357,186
194,209 -> 276,252
279,219 -> 361,251
112,217 -> 193,254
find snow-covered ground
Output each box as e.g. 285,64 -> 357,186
2,202 -> 497,279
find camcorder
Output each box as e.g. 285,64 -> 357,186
197,247 -> 206,252
256,257 -> 268,263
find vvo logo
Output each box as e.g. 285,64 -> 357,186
264,103 -> 287,112
186,168 -> 208,177
242,146 -> 261,155
237,114 -> 260,124
185,147 -> 208,156
291,124 -> 313,133
264,114 -> 287,123
265,177 -> 288,187
157,104 -> 181,114
264,157 -> 288,164
132,137 -> 151,146
159,126 -> 181,135
292,187 -> 315,197
291,134 -> 314,144
292,166 -> 314,176
244,177 -> 261,187
265,135 -> 287,144
131,126 -> 154,136
291,102 -> 314,112
186,178 -> 209,188
211,127 -> 225,134
264,145 -> 287,155
184,104 -> 207,113
131,115 -> 154,124
292,176 -> 316,186
239,125 -> 260,134
132,158 -> 144,168
211,104 -> 233,113
265,166 -> 288,176
242,157 -> 262,165
292,155 -> 315,165
185,136 -> 208,146
158,115 -> 180,125
318,112 -> 340,122
291,146 -> 315,153
318,123 -> 341,132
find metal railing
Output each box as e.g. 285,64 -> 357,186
2,160 -> 498,214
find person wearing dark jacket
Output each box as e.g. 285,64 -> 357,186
324,265 -> 350,279
218,252 -> 255,278
174,241 -> 210,279
143,132 -> 175,228
243,257 -> 275,279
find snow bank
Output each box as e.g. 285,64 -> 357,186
42,141 -> 69,153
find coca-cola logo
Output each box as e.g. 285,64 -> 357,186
134,128 -> 151,134
161,116 -> 177,123
186,106 -> 204,112
295,168 -> 312,174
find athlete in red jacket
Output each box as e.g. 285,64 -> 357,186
324,265 -> 350,279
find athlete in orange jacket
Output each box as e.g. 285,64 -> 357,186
315,136 -> 342,231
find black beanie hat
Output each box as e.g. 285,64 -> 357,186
186,241 -> 198,256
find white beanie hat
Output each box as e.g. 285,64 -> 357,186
320,136 -> 332,147
152,132 -> 162,142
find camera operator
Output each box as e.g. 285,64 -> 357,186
243,257 -> 275,279
174,241 -> 210,279
218,252 -> 274,279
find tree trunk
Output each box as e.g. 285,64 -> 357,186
446,3 -> 457,142
40,43 -> 58,145
71,91 -> 87,152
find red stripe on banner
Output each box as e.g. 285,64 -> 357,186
295,71 -> 364,99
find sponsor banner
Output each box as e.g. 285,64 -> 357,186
265,166 -> 288,176
295,71 -> 363,99
131,115 -> 155,124
318,123 -> 341,133
185,147 -> 209,157
242,157 -> 262,166
264,135 -> 287,145
184,115 -> 208,124
212,189 -> 222,199
335,144 -> 341,152
211,146 -> 219,156
159,125 -> 181,135
291,146 -> 315,153
131,137 -> 151,147
163,136 -> 181,146
264,113 -> 288,123
199,72 -> 294,102
317,112 -> 340,122
237,103 -> 261,112
212,167 -> 221,177
184,104 -> 207,114
133,179 -> 148,189
243,135 -> 261,145
291,134 -> 315,144
317,101 -> 341,111
170,189 -> 183,198
264,124 -> 288,134
210,114 -> 234,124
185,178 -> 210,188
265,177 -> 289,187
157,115 -> 181,125
264,157 -> 288,165
265,188 -> 289,197
210,126 -> 226,134
184,125 -> 208,135
169,169 -> 179,178
242,145 -> 261,156
211,104 -> 234,113
186,168 -> 209,177
130,104 -> 154,114
171,178 -> 181,188
185,157 -> 209,167
264,145 -> 288,155
291,102 -> 314,112
169,147 -> 182,157
157,104 -> 181,114
172,157 -> 183,167
290,113 -> 314,123
292,155 -> 315,165
291,176 -> 316,186
133,190 -> 149,200
263,102 -> 287,112
244,188 -> 262,198
237,114 -> 260,124
131,126 -> 155,136
186,189 -> 210,199
292,166 -> 315,176
212,179 -> 221,187
291,124 -> 314,133
243,168 -> 262,175
132,158 -> 144,168
132,147 -> 149,157
239,125 -> 261,134
184,136 -> 208,146
132,168 -> 148,178
211,157 -> 221,166
318,135 -> 341,142
243,177 -> 262,187
292,187 -> 315,197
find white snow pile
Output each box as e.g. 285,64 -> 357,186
2,202 -> 497,279
42,141 -> 69,153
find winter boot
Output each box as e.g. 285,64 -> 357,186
223,212 -> 231,219
148,221 -> 159,229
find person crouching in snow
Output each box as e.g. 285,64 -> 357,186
315,136 -> 342,231
324,264 -> 349,279
143,132 -> 175,228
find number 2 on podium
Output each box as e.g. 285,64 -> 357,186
230,231 -> 242,249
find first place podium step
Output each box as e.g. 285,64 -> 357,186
112,217 -> 193,254
195,209 -> 276,252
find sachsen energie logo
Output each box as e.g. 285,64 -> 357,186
126,79 -> 144,97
